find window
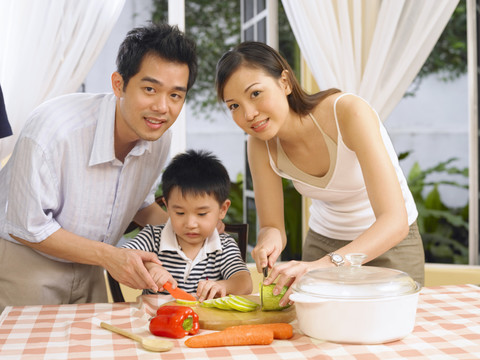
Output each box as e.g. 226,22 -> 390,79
240,0 -> 278,256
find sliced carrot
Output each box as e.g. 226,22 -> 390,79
184,327 -> 274,348
224,323 -> 293,340
163,282 -> 197,302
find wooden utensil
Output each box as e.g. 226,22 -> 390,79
100,322 -> 173,352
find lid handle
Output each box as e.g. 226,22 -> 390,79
345,253 -> 367,267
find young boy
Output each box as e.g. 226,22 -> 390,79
122,150 -> 252,301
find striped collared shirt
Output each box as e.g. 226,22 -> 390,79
122,220 -> 248,294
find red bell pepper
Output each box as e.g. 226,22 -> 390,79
149,305 -> 199,339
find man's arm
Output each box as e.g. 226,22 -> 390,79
11,228 -> 161,292
132,201 -> 168,227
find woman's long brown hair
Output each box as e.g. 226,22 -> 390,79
215,41 -> 340,116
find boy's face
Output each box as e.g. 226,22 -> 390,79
165,187 -> 230,250
112,53 -> 189,146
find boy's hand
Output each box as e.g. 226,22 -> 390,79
145,262 -> 176,292
196,280 -> 227,302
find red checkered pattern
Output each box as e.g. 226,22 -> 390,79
1,285 -> 480,359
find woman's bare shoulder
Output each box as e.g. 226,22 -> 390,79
334,93 -> 374,116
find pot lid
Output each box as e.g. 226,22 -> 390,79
292,253 -> 419,299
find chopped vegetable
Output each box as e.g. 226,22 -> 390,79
229,295 -> 258,307
176,299 -> 199,305
260,283 -> 291,311
199,299 -> 216,308
224,323 -> 293,339
227,298 -> 257,312
213,297 -> 233,310
199,295 -> 258,312
149,305 -> 199,339
184,327 -> 274,348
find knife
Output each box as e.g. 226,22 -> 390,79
260,266 -> 268,310
163,282 -> 197,302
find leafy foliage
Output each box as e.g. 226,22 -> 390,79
223,173 -> 244,224
151,0 -> 241,117
281,178 -> 302,261
402,152 -> 469,263
409,1 -> 467,95
151,1 -> 298,117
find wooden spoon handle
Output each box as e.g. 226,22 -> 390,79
101,322 -> 142,343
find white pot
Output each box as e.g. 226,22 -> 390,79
290,253 -> 421,344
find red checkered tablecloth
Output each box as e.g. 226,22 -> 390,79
1,285 -> 480,359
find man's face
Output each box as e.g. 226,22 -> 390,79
112,53 -> 189,146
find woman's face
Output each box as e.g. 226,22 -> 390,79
222,66 -> 291,140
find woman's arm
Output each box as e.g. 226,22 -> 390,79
247,136 -> 288,272
332,94 -> 410,262
264,95 -> 411,306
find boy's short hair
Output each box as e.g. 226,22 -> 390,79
162,149 -> 230,205
116,22 -> 198,91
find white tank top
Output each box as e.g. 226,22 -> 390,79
266,93 -> 417,240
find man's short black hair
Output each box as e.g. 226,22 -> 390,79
116,22 -> 198,91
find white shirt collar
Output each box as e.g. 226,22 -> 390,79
160,219 -> 223,259
89,94 -> 152,166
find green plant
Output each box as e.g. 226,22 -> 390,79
281,178 -> 302,261
408,1 -> 467,96
401,152 -> 469,263
150,0 -> 298,117
224,173 -> 244,224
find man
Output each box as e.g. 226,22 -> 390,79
0,23 -> 198,312
0,84 -> 12,139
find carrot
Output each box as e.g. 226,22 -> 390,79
224,323 -> 293,340
184,327 -> 274,348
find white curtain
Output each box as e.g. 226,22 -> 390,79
281,0 -> 459,121
0,0 -> 125,163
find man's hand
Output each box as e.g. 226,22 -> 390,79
104,248 -> 162,292
10,229 -> 162,293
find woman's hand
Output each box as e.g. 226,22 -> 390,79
265,260 -> 317,307
251,227 -> 284,272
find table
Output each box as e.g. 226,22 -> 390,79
1,284 -> 480,359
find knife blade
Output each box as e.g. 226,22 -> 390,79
260,266 -> 268,310
163,282 -> 197,302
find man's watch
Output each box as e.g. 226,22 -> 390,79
327,252 -> 345,266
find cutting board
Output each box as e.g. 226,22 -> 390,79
162,295 -> 296,330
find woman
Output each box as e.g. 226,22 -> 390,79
215,42 -> 425,307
